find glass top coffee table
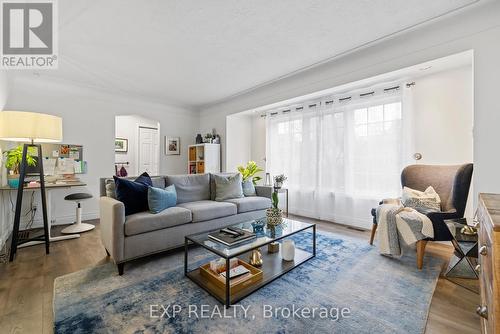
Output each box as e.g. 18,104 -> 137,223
184,218 -> 316,308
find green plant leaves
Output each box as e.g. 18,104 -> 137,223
3,145 -> 37,174
237,160 -> 263,183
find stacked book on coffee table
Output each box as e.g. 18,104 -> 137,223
207,227 -> 256,246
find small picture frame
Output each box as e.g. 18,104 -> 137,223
115,138 -> 128,153
166,137 -> 180,155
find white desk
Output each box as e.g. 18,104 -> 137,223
0,182 -> 87,248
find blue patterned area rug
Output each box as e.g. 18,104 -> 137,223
54,231 -> 443,334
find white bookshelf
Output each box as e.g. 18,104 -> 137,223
188,144 -> 220,174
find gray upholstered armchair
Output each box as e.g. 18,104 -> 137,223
370,163 -> 473,269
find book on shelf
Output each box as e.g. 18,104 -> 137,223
208,227 -> 256,246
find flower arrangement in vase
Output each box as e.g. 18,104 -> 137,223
273,174 -> 287,189
237,160 -> 263,185
266,191 -> 283,227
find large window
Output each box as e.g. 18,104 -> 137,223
266,88 -> 408,227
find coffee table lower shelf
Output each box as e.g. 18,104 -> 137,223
186,247 -> 313,307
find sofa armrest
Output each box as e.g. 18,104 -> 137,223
99,196 -> 126,263
255,185 -> 273,199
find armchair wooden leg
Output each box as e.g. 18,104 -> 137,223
369,223 -> 378,245
416,240 -> 427,270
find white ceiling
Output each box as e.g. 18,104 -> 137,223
16,0 -> 481,109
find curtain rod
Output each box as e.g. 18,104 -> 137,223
265,81 -> 414,116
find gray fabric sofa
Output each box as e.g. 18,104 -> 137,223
99,173 -> 272,275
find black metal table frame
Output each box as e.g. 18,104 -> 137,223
184,223 -> 316,308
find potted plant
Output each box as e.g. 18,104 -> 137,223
204,133 -> 213,143
273,174 -> 287,189
237,161 -> 263,185
3,145 -> 37,188
266,191 -> 283,227
238,161 -> 264,196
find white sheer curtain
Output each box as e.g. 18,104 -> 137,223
266,85 -> 413,228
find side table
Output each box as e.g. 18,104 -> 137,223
444,218 -> 478,281
274,187 -> 288,217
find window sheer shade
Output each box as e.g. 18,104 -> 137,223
266,86 -> 412,228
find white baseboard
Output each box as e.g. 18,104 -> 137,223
290,208 -> 372,230
27,211 -> 99,229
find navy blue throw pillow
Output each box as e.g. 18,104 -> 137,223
114,173 -> 152,215
135,172 -> 153,187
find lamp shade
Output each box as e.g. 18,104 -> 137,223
0,111 -> 62,143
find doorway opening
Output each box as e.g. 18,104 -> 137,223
115,115 -> 160,177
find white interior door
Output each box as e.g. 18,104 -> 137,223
139,127 -> 159,175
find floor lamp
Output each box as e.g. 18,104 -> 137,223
0,111 -> 63,261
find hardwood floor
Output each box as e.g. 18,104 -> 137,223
0,218 -> 480,333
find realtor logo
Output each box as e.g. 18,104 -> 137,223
1,0 -> 58,69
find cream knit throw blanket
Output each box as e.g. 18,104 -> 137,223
376,200 -> 434,256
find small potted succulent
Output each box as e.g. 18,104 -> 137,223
266,191 -> 283,227
3,145 -> 37,188
273,174 -> 287,189
204,133 -> 214,143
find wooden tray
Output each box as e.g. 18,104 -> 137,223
199,259 -> 263,297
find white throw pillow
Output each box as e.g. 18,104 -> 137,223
401,186 -> 441,212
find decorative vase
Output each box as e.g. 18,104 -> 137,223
195,134 -> 203,144
264,173 -> 271,186
266,208 -> 283,227
249,248 -> 263,267
282,239 -> 295,261
274,181 -> 283,189
251,220 -> 265,234
7,174 -> 20,188
242,179 -> 256,196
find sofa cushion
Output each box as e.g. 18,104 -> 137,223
150,177 -> 167,189
135,172 -> 153,187
124,206 -> 192,236
210,173 -> 237,200
224,196 -> 271,213
402,186 -> 441,212
148,185 -> 177,214
177,200 -> 237,223
213,173 -> 244,201
166,174 -> 210,204
104,176 -> 165,198
114,174 -> 151,216
105,182 -> 117,199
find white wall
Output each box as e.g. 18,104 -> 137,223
0,76 -> 198,247
225,113 -> 252,172
115,115 -> 160,176
412,65 -> 473,165
200,2 -> 500,211
0,72 -> 7,110
250,114 -> 267,171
